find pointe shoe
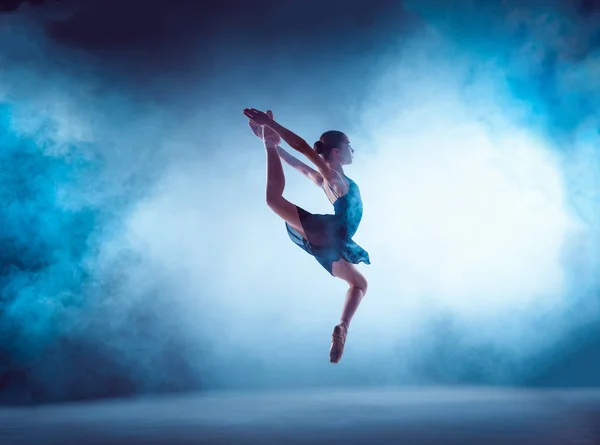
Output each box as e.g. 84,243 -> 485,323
329,324 -> 347,364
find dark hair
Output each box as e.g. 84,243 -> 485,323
313,130 -> 347,160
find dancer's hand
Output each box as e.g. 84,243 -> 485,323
243,108 -> 272,126
248,119 -> 263,139
263,110 -> 280,145
248,110 -> 280,145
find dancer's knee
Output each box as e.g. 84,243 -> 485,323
266,191 -> 282,209
351,274 -> 368,295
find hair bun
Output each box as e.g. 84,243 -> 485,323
314,140 -> 324,154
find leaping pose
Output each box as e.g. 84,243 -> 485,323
243,108 -> 370,363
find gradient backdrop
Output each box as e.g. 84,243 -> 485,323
1,0 -> 600,404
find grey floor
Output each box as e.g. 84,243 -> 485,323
1,387 -> 600,444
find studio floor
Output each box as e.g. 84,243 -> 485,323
1,387 -> 599,444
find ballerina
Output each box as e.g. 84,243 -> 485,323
244,108 -> 370,363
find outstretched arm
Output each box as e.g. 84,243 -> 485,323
243,108 -> 336,184
277,146 -> 323,187
248,116 -> 323,187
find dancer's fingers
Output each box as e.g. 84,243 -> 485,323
249,120 -> 263,138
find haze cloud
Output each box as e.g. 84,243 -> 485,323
1,0 -> 599,403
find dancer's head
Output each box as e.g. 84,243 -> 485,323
314,131 -> 354,165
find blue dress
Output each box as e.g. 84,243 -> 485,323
285,175 -> 371,275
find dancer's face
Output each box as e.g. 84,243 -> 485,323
334,135 -> 354,165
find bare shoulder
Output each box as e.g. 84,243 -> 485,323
323,171 -> 349,198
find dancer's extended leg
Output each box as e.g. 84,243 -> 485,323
329,259 -> 368,363
260,115 -> 307,238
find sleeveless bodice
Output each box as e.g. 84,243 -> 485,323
285,174 -> 370,275
331,176 -> 363,240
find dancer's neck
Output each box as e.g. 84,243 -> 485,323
327,161 -> 344,176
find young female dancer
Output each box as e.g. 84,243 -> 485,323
244,108 -> 370,363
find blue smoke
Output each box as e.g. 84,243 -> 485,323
0,102 -> 99,401
0,102 -> 207,404
394,0 -> 600,383
3,0 -> 600,404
